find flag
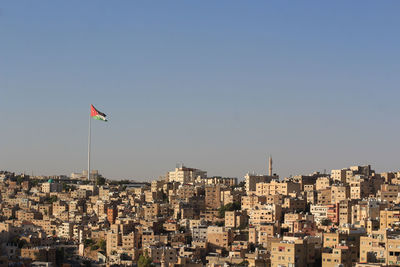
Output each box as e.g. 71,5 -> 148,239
90,104 -> 107,121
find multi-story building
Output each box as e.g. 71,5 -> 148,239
241,195 -> 266,210
317,188 -> 331,205
322,245 -> 356,267
146,246 -> 178,265
316,177 -> 331,191
205,185 -> 222,209
377,184 -> 400,203
331,184 -> 350,204
359,230 -> 400,265
107,206 -> 118,225
310,204 -> 328,223
245,173 -> 275,194
58,222 -> 74,239
255,180 -> 301,197
225,210 -> 247,228
331,169 -> 347,183
206,226 -> 233,251
248,204 -> 282,226
41,180 -> 62,193
20,247 -> 56,264
166,166 -> 207,184
380,208 -> 400,230
338,199 -> 356,226
270,238 -> 315,267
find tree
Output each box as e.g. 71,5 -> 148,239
90,245 -> 99,250
249,243 -> 256,252
321,218 -> 331,226
47,195 -> 58,203
84,238 -> 94,246
231,181 -> 245,191
137,252 -> 152,267
221,248 -> 229,257
215,221 -> 225,227
10,237 -> 27,248
16,176 -> 24,185
96,176 -> 106,186
238,260 -> 249,266
56,248 -> 64,266
218,202 -> 241,218
98,239 -> 106,252
62,183 -> 77,192
160,189 -> 168,203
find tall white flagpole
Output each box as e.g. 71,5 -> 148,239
88,109 -> 91,181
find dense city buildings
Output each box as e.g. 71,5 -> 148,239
1,164 -> 400,266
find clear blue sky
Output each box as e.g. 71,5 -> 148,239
1,1 -> 400,180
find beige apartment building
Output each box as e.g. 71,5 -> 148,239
282,197 -> 306,212
255,180 -> 301,197
206,226 -> 233,251
106,224 -> 121,255
331,169 -> 347,183
205,185 -> 222,209
338,199 -> 356,226
221,190 -> 243,206
52,200 -> 68,215
248,204 -> 282,226
310,204 -> 328,223
58,222 -> 74,239
316,177 -> 331,191
249,223 -> 281,244
20,247 -> 56,264
318,188 -> 331,205
201,177 -> 237,186
245,173 -> 275,194
351,200 -> 384,226
176,185 -> 198,199
146,246 -> 178,265
41,181 -> 62,193
270,238 -> 315,267
360,230 -> 400,265
377,184 -> 400,203
323,231 -> 361,251
16,210 -> 42,221
306,190 -> 318,204
349,176 -> 370,200
322,245 -> 356,267
225,210 -> 247,228
331,184 -> 350,204
166,166 -> 207,184
379,208 -> 400,229
381,172 -> 396,183
241,195 -> 266,210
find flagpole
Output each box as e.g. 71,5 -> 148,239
88,110 -> 91,181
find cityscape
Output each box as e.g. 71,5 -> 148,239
2,1 -> 400,267
2,162 -> 400,267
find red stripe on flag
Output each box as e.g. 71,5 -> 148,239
91,104 -> 99,117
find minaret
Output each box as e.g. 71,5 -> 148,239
268,155 -> 273,176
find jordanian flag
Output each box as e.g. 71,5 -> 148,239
90,104 -> 107,121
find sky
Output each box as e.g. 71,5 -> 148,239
1,1 -> 400,181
